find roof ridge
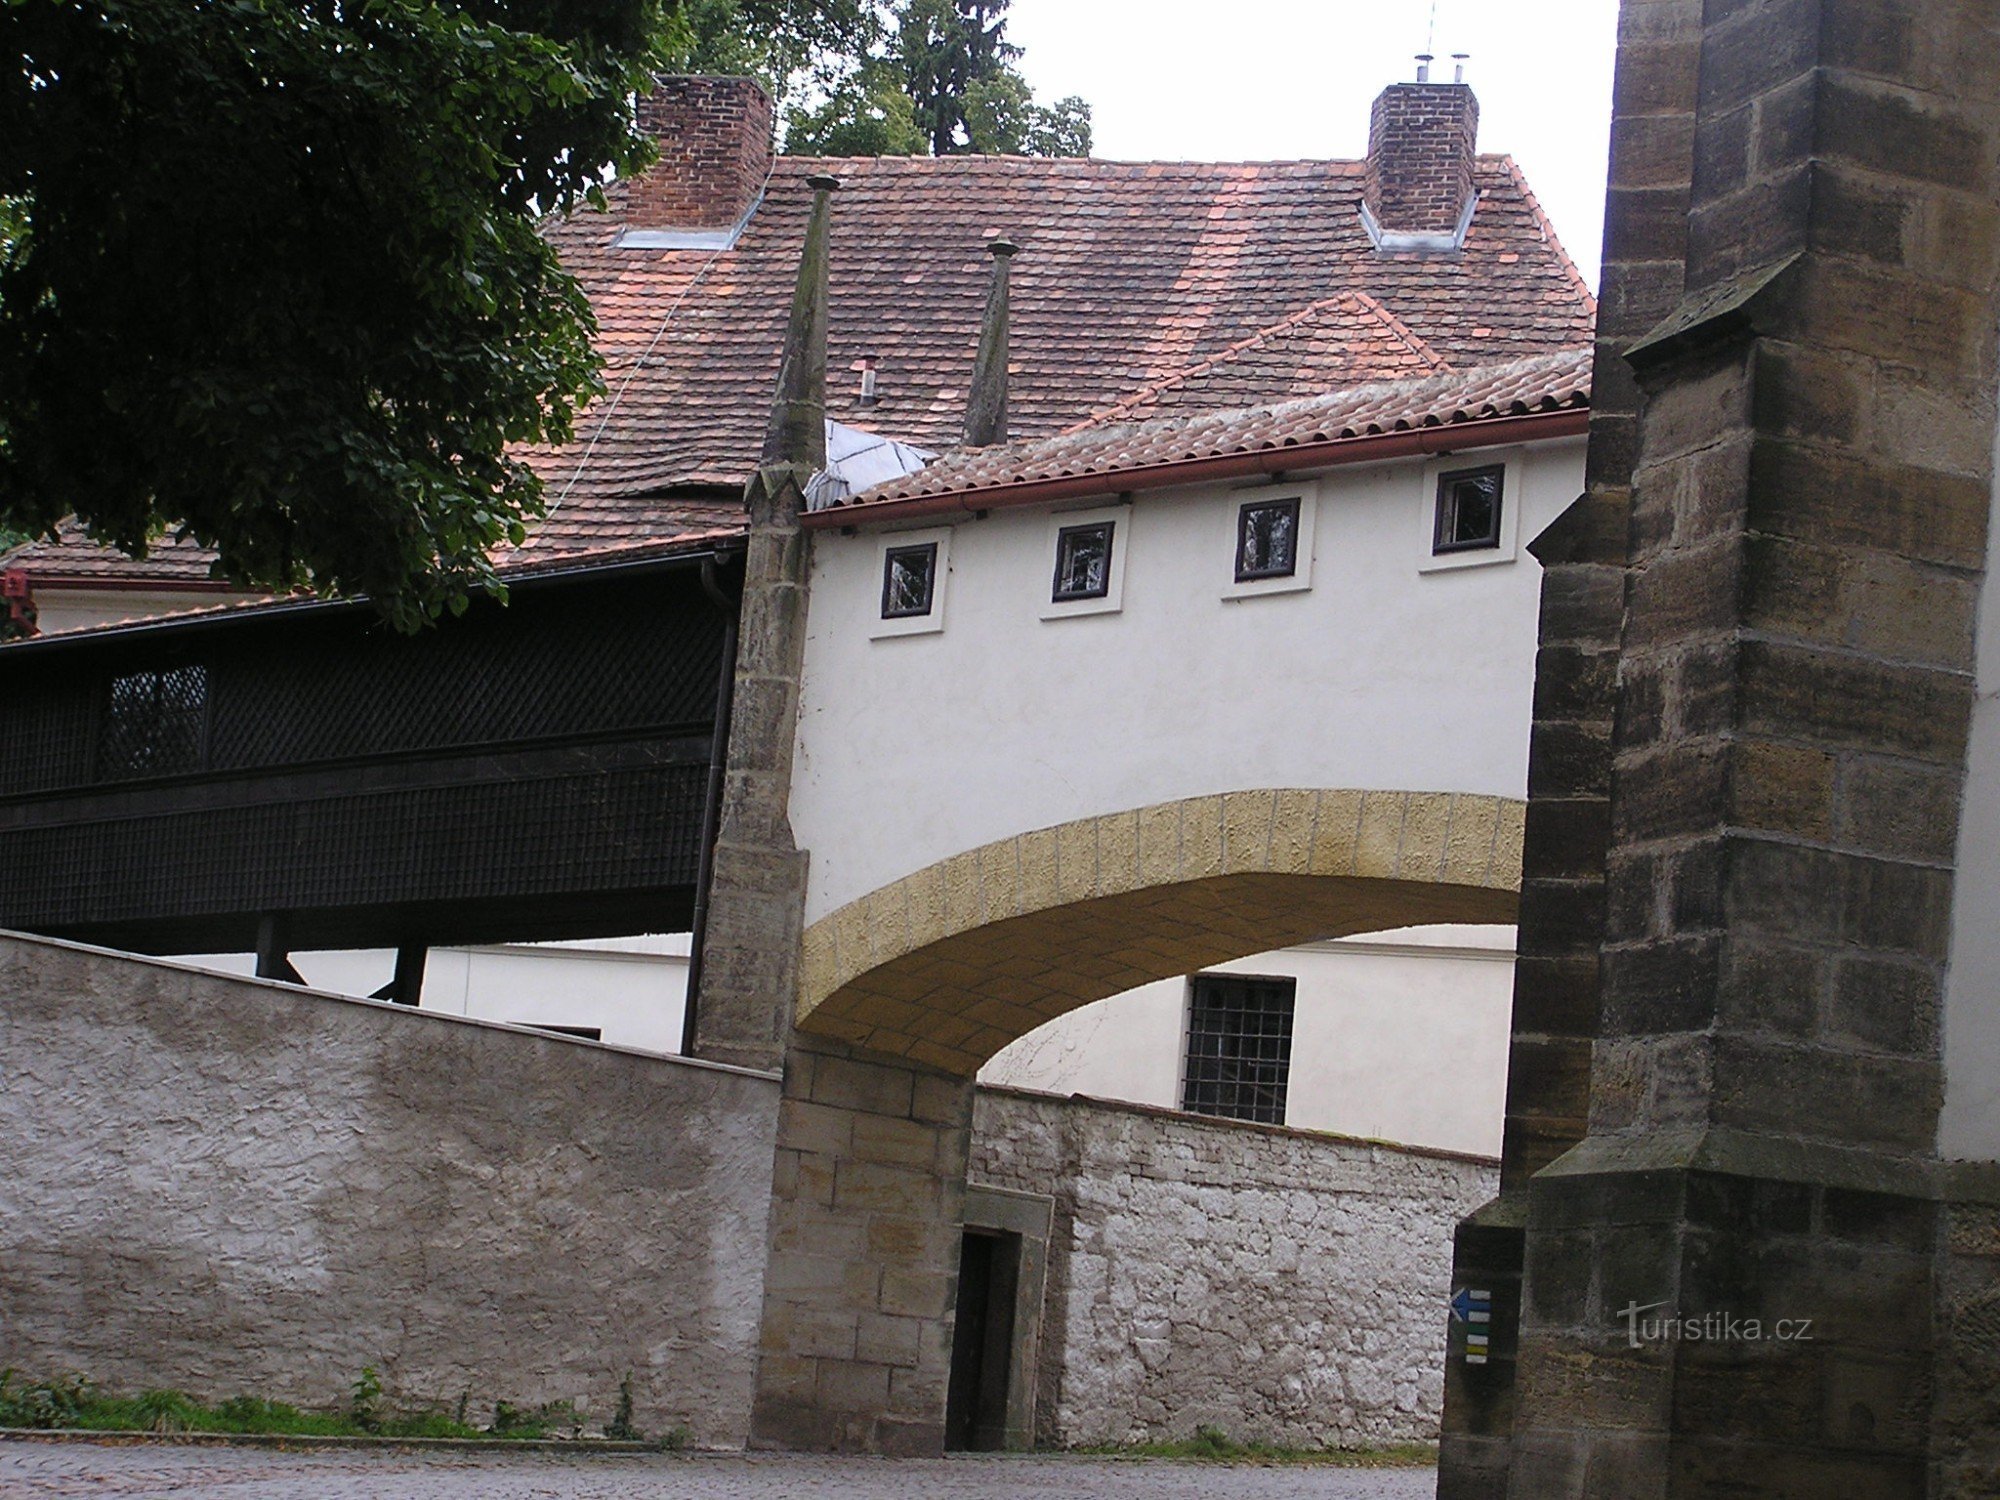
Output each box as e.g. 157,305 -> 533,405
767,154 -> 1370,172
1065,292 -> 1453,434
1345,290 -> 1454,375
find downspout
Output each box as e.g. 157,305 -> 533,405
682,547 -> 742,1056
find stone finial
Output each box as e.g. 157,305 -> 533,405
759,174 -> 839,472
962,237 -> 1018,449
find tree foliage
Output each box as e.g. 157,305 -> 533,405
0,0 -> 681,628
661,0 -> 878,104
784,0 -> 1089,159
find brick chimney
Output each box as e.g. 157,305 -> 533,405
628,76 -> 774,234
1361,82 -> 1480,250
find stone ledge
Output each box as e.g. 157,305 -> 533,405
975,1081 -> 1503,1170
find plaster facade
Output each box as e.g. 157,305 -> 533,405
0,932 -> 777,1446
190,934 -> 695,1057
25,587 -> 266,637
981,925 -> 1517,1158
790,442 -> 1586,927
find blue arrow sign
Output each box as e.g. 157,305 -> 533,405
1452,1287 -> 1494,1365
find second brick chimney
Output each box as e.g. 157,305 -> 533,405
1361,81 -> 1480,252
627,76 -> 774,238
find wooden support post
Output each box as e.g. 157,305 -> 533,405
253,913 -> 303,985
390,944 -> 427,1008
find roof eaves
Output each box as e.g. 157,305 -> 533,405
802,406 -> 1589,531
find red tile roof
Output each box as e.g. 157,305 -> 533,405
823,347 -> 1593,514
13,146 -> 1595,586
1070,292 -> 1448,428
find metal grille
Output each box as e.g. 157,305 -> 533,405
0,563 -> 725,946
0,571 -> 723,798
97,666 -> 208,781
205,579 -> 719,773
1181,974 -> 1296,1125
0,665 -> 96,797
0,756 -> 709,932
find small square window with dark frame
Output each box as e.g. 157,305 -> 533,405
1052,521 -> 1114,602
881,541 -> 939,619
97,664 -> 209,780
1235,496 -> 1301,581
1181,973 -> 1296,1125
1434,464 -> 1505,553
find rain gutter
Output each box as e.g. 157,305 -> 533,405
801,408 -> 1589,529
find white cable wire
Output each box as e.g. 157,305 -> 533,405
546,156 -> 782,518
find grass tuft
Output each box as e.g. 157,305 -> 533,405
0,1369 -> 642,1443
1075,1424 -> 1436,1467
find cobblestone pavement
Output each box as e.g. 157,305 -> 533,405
0,1441 -> 1437,1499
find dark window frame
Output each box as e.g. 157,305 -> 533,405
881,540 -> 940,619
1180,972 -> 1296,1125
1234,496 -> 1302,582
1433,463 -> 1506,554
1051,521 -> 1116,603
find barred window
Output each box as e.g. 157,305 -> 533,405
1181,974 -> 1296,1125
98,665 -> 209,780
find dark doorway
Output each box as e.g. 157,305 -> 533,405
945,1227 -> 1020,1450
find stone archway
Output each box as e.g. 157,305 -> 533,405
752,787 -> 1524,1455
799,788 -> 1524,1073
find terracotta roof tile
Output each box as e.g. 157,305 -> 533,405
18,148 -> 1595,585
837,347 -> 1593,509
534,151 -> 1593,507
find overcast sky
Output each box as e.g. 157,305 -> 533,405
1005,0 -> 1619,288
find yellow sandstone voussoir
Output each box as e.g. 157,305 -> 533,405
1354,790 -> 1408,880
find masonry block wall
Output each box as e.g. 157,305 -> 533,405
749,1033 -> 974,1455
0,934 -> 778,1445
970,1088 -> 1497,1450
631,75 -> 773,230
1435,7 -> 1699,1494
1451,2 -> 2000,1496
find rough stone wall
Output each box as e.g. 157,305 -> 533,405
0,933 -> 778,1447
970,1087 -> 1497,1449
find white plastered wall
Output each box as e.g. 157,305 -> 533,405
188,935 -> 691,1056
979,925 -> 1515,1158
30,588 -> 267,636
789,438 -> 1586,925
